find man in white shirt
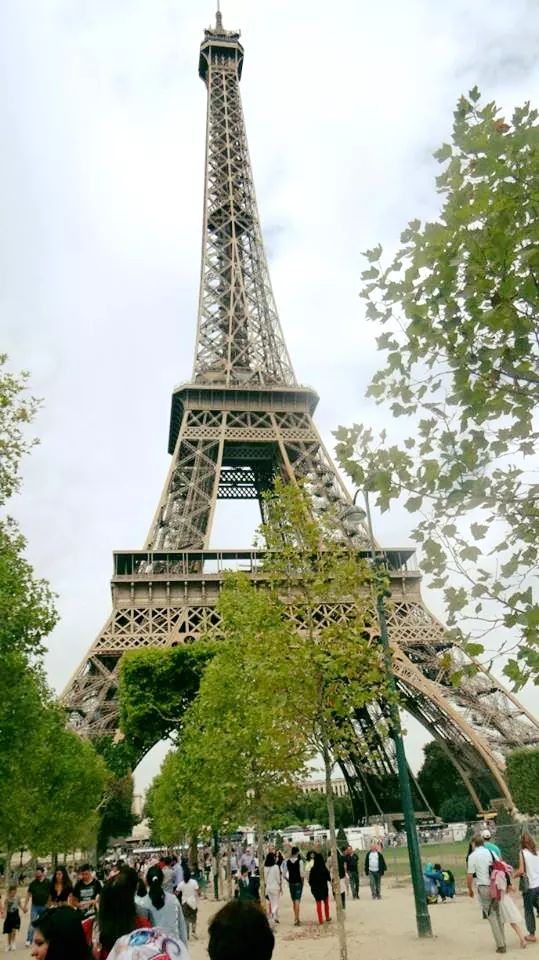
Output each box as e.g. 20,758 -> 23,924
467,835 -> 506,954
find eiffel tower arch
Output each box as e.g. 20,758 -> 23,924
62,11 -> 539,809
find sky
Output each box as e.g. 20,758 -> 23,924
2,0 -> 539,794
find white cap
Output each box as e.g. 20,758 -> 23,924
481,829 -> 491,839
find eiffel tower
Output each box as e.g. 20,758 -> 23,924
63,10 -> 538,810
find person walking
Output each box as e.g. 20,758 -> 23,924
482,830 -> 502,858
72,866 -> 102,919
466,834 -> 506,954
343,846 -> 360,900
515,832 -> 539,944
364,842 -> 387,900
2,884 -> 22,952
23,866 -> 51,947
308,852 -> 331,925
263,853 -> 281,924
175,865 -> 199,941
139,866 -> 187,945
48,868 -> 73,907
283,847 -> 304,926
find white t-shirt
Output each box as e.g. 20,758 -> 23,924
467,846 -> 493,885
368,852 -> 380,872
177,878 -> 199,910
523,849 -> 539,888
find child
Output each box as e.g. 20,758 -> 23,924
2,885 -> 21,952
434,863 -> 455,902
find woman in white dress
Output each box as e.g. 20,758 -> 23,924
499,878 -> 527,949
263,852 -> 281,924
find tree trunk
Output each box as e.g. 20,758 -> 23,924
226,841 -> 233,900
212,829 -> 220,900
324,748 -> 347,960
189,836 -> 198,874
5,847 -> 12,888
256,821 -> 266,902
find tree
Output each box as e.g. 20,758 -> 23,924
148,577 -> 312,886
0,355 -> 107,866
417,741 -> 495,816
334,91 -> 539,687
439,795 -> 477,823
143,480 -> 389,960
0,354 -> 40,506
96,774 -> 135,856
0,518 -> 58,659
0,654 -> 107,870
119,644 -> 217,758
506,747 -> 539,814
256,480 -> 388,960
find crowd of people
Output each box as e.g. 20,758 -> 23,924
228,840 -> 386,926
1,827 -> 539,957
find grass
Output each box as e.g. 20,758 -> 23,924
384,840 -> 469,885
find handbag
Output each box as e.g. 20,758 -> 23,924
519,874 -> 530,894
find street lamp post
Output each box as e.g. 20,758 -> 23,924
359,489 -> 432,938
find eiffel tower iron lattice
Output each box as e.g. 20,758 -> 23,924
62,11 -> 539,808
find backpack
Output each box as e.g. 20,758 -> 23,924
488,853 -> 512,902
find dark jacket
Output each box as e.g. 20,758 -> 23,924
308,864 -> 331,902
364,851 -> 387,875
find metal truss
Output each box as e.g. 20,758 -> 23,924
61,12 -> 539,810
193,18 -> 295,386
144,404 -> 371,550
62,567 -> 539,810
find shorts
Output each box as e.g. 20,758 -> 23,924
3,913 -> 20,935
289,882 -> 303,902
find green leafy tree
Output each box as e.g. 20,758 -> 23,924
148,577 -> 312,890
256,480 -> 388,960
0,518 -> 58,659
417,741 -> 495,816
0,354 -> 40,506
0,356 -> 106,867
0,656 -> 107,871
119,644 -> 217,757
335,91 -> 539,687
506,747 -> 539,814
96,774 -> 135,856
439,795 -> 477,823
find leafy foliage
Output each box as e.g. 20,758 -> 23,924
0,653 -> 107,856
0,354 -> 40,506
97,774 -> 135,855
335,91 -> 539,687
118,644 -> 217,758
0,355 -> 107,859
0,518 -> 58,659
506,747 -> 539,814
267,789 -> 356,831
146,576 -> 311,846
417,740 -> 495,818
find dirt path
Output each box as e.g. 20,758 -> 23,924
10,881 -> 530,959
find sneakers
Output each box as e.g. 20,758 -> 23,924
496,948 -> 507,954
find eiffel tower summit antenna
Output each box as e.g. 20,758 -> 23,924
62,13 -> 539,811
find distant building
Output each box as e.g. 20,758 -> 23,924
299,777 -> 349,798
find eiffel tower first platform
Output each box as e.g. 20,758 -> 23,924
63,10 -> 538,809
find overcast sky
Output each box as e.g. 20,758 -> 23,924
2,0 -> 539,793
